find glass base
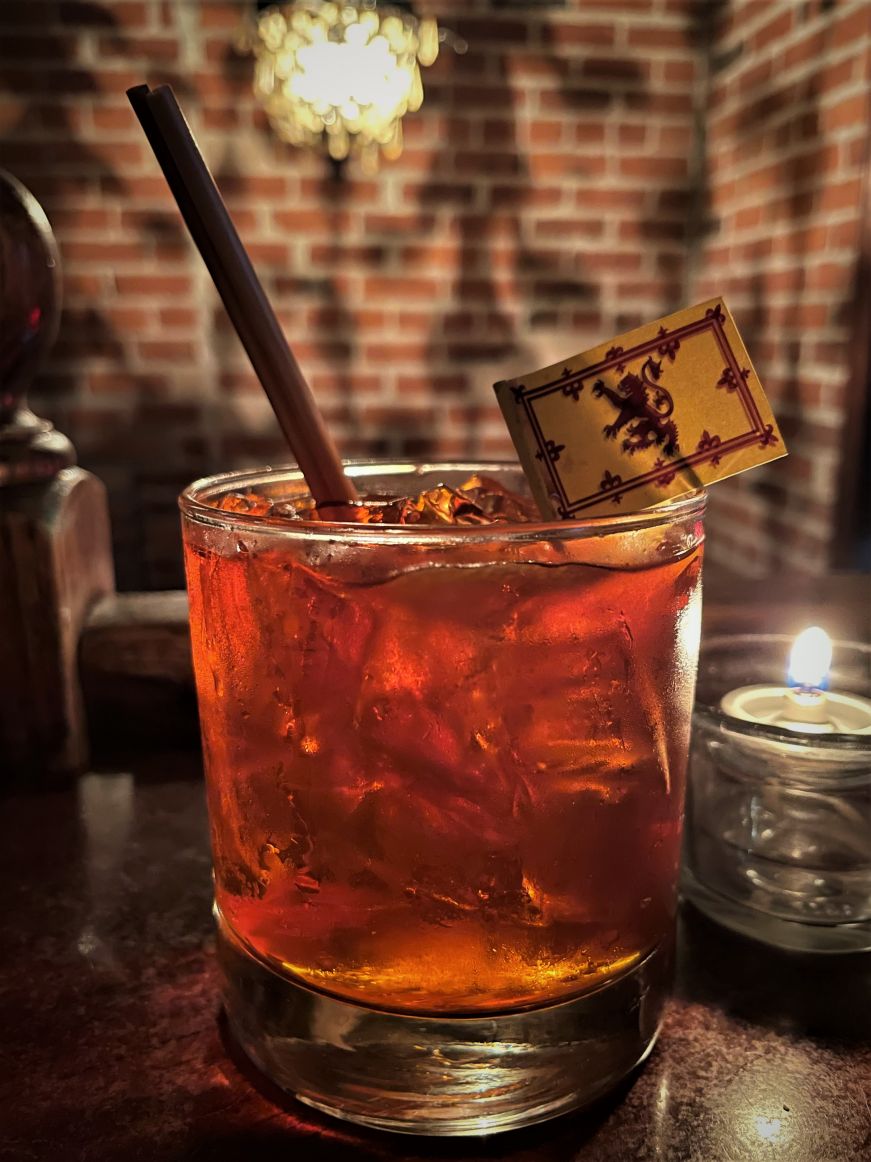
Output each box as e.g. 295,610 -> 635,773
681,868 -> 871,954
216,917 -> 669,1136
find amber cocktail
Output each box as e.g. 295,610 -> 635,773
181,463 -> 704,1134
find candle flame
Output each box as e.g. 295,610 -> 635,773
788,626 -> 832,690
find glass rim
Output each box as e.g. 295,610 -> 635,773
179,460 -> 707,542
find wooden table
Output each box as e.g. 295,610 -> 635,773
2,580 -> 870,1160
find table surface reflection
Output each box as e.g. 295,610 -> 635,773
2,749 -> 869,1162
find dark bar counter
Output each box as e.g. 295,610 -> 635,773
2,747 -> 870,1162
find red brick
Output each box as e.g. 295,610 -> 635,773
137,340 -> 197,361
532,154 -> 606,179
576,188 -> 647,211
736,58 -> 772,92
818,54 -> 856,93
844,134 -> 868,166
49,207 -> 114,230
627,26 -> 688,49
201,107 -> 242,129
61,273 -> 104,299
574,123 -> 607,145
763,267 -> 803,295
817,178 -> 862,212
452,85 -> 520,110
618,124 -> 647,146
363,342 -> 430,363
363,214 -> 420,234
63,240 -> 146,264
364,278 -> 439,300
273,209 -> 344,234
204,37 -> 235,63
752,9 -> 793,51
734,205 -> 763,229
548,24 -> 615,49
483,119 -> 518,148
806,262 -> 849,291
115,274 -> 193,296
222,175 -> 290,199
398,375 -> 467,395
573,252 -> 642,274
534,219 -> 604,239
103,307 -> 151,332
456,17 -> 528,44
510,56 -> 563,85
797,302 -> 830,327
663,59 -> 697,86
528,121 -> 563,146
828,220 -> 860,248
736,237 -> 774,261
309,244 -> 384,266
87,374 -> 168,401
120,177 -> 177,205
514,187 -> 561,209
540,89 -> 611,114
91,107 -> 140,131
406,307 -> 446,332
581,56 -> 650,84
97,35 -> 178,61
200,5 -> 242,30
313,372 -> 381,395
659,125 -> 693,151
637,92 -> 692,117
159,307 -> 198,328
784,30 -> 824,70
831,5 -> 871,50
824,93 -> 869,132
619,156 -> 689,179
246,243 -> 288,265
60,2 -> 148,28
454,152 -> 525,177
218,370 -> 259,394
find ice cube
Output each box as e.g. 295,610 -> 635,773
214,491 -> 275,516
456,475 -> 541,523
273,479 -> 536,527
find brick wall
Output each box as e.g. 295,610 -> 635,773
1,0 -> 867,587
691,0 -> 870,576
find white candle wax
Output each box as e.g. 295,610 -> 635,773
719,627 -> 871,736
720,684 -> 871,735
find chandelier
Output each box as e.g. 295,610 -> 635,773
242,2 -> 439,172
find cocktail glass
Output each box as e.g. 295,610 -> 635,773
180,462 -> 705,1135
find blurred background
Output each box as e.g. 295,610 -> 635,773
1,0 -> 868,589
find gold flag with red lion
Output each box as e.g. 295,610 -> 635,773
494,298 -> 786,518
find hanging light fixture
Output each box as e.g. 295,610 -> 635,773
241,2 -> 439,172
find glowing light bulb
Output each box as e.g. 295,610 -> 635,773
753,1115 -> 784,1143
243,1 -> 438,169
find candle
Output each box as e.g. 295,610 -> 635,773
720,626 -> 871,735
685,631 -> 871,953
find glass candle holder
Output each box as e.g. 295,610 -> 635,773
684,634 -> 871,953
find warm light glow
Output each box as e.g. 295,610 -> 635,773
788,626 -> 832,690
241,2 -> 439,172
753,1115 -> 784,1143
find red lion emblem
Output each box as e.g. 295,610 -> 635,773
592,356 -> 679,456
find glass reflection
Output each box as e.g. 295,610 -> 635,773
77,772 -> 134,967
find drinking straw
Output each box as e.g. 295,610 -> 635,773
126,83 -> 357,505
